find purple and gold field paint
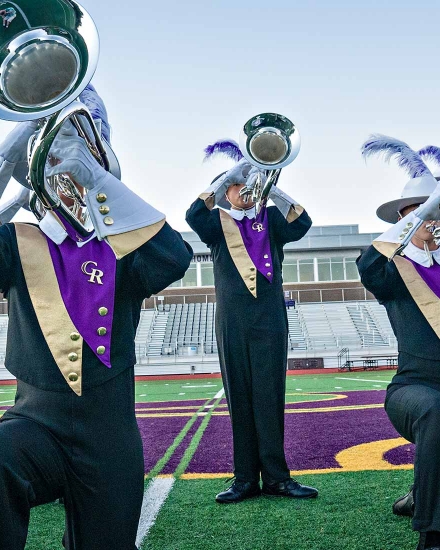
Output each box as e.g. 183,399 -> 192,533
135,390 -> 415,479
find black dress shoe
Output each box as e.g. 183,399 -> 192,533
262,478 -> 318,499
393,485 -> 414,517
215,481 -> 261,503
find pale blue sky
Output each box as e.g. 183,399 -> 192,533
2,0 -> 440,232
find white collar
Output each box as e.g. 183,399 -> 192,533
403,241 -> 440,267
219,206 -> 256,221
39,212 -> 96,248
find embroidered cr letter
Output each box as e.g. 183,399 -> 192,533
252,222 -> 265,232
81,261 -> 104,285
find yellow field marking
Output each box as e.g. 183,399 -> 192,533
285,393 -> 348,403
176,437 -> 414,479
136,393 -> 348,413
335,437 -> 412,471
136,402 -> 384,418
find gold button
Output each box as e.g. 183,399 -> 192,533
99,307 -> 108,316
97,327 -> 107,336
250,267 -> 255,271
97,346 -> 106,355
99,205 -> 110,215
406,222 -> 413,228
265,263 -> 271,267
402,228 -> 409,234
249,286 -> 255,291
96,193 -> 107,203
399,234 -> 405,240
250,276 -> 255,281
68,372 -> 79,382
68,352 -> 78,362
264,254 -> 269,259
104,216 -> 114,226
267,272 -> 272,276
70,332 -> 80,341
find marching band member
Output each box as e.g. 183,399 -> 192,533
358,135 -> 440,550
0,85 -> 192,549
186,140 -> 318,503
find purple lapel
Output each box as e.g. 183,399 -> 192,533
234,207 -> 273,282
46,235 -> 117,368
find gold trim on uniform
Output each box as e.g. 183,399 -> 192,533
219,209 -> 258,298
14,223 -> 84,396
106,219 -> 166,260
372,240 -> 402,259
198,191 -> 215,211
286,205 -> 304,223
393,255 -> 440,339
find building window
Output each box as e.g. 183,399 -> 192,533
200,262 -> 214,286
317,259 -> 331,281
317,257 -> 359,281
299,259 -> 315,282
283,261 -> 299,283
345,258 -> 359,280
169,262 -> 198,288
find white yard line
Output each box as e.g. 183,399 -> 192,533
0,400 -> 13,404
136,477 -> 175,549
335,377 -> 392,384
184,385 -> 218,388
214,388 -> 225,399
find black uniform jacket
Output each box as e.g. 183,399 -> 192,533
357,244 -> 440,360
186,198 -> 312,308
0,222 -> 192,393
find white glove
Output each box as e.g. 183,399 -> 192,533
414,183 -> 440,221
242,165 -> 267,191
45,134 -> 107,190
0,120 -> 39,163
223,158 -> 253,186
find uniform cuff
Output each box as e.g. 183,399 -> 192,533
269,186 -> 300,219
85,172 -> 165,240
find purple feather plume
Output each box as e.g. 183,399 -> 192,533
204,140 -> 243,162
418,145 -> 440,167
79,83 -> 111,144
361,134 -> 431,178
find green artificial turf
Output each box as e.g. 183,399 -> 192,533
26,502 -> 65,550
142,471 -> 416,550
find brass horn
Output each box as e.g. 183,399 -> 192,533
0,0 -> 118,236
239,113 -> 300,206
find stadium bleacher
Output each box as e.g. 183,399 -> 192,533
0,301 -> 398,367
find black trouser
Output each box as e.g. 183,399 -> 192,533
0,368 -> 144,550
216,292 -> 290,484
386,383 -> 440,533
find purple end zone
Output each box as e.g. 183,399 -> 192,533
185,391 -> 405,474
384,444 -> 415,465
162,416 -> 204,474
138,416 -> 189,473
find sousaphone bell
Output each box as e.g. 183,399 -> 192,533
239,113 -> 300,206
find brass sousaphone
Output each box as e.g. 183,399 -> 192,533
239,113 -> 300,208
0,0 -> 119,235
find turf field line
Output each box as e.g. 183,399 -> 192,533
147,398 -> 215,478
214,388 -> 225,399
0,400 -> 13,404
173,395 -> 224,478
335,377 -> 392,383
135,477 -> 175,549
